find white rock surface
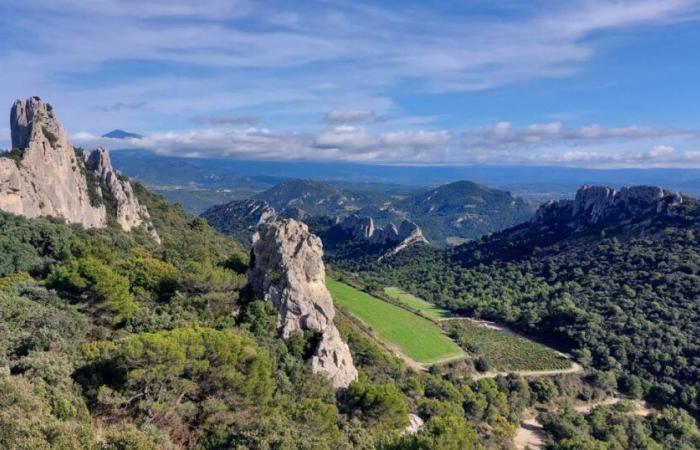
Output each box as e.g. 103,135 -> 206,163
1,97 -> 106,228
404,414 -> 425,435
1,97 -> 158,241
247,219 -> 358,389
85,148 -> 160,242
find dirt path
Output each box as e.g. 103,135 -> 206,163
472,361 -> 584,380
514,416 -> 546,450
514,396 -> 655,450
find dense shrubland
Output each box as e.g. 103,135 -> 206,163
0,188 -> 558,449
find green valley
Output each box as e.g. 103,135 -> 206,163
327,279 -> 463,365
383,286 -> 452,319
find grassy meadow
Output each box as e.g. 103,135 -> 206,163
383,286 -> 452,319
327,279 -> 463,365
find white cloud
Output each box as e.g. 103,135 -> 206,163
66,120 -> 700,168
1,0 -> 697,131
3,1 -> 699,167
464,122 -> 691,150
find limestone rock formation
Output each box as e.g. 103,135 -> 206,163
247,219 -> 357,389
338,215 -> 427,249
404,414 -> 425,435
370,222 -> 399,245
1,97 -> 106,228
339,215 -> 375,240
85,148 -> 160,243
385,220 -> 428,256
0,97 -> 158,240
531,184 -> 687,235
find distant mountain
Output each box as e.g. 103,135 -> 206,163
102,129 -> 143,139
391,181 -> 536,245
107,149 -> 700,201
253,179 -> 387,218
208,178 -> 536,246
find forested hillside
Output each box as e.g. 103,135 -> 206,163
0,184 -> 549,449
354,186 -> 700,422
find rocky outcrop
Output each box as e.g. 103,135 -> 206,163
247,219 -> 357,389
0,97 -> 157,240
1,97 -> 106,228
532,184 -> 687,232
201,199 -> 277,245
85,148 -> 160,242
404,414 -> 425,435
370,222 -> 399,245
338,215 -> 427,250
339,215 -> 375,240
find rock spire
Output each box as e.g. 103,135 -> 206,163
247,219 -> 357,389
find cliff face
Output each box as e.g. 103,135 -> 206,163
337,215 -> 428,251
1,97 -> 106,228
533,184 -> 685,229
247,219 -> 357,389
0,97 -> 158,241
85,148 -> 160,242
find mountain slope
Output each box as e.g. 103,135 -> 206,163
201,199 -> 276,245
392,180 -> 535,245
247,179 -> 535,245
253,179 -> 386,218
370,184 -> 700,416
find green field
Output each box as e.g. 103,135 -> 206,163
442,319 -> 571,371
383,286 -> 452,319
327,279 -> 463,364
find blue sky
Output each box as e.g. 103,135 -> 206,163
1,0 -> 700,167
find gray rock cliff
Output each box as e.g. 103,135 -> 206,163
85,148 -> 160,242
1,97 -> 158,240
532,184 -> 686,231
247,219 -> 357,389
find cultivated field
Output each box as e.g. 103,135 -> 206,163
383,286 -> 452,319
442,319 -> 571,372
327,279 -> 463,365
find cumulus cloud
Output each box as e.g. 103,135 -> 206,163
65,118 -> 700,167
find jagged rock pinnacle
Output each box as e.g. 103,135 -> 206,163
247,218 -> 358,389
1,96 -> 158,241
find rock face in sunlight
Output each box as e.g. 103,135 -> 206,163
337,214 -> 428,255
533,184 -> 686,230
0,97 -> 158,240
86,148 -> 160,242
247,218 -> 357,389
